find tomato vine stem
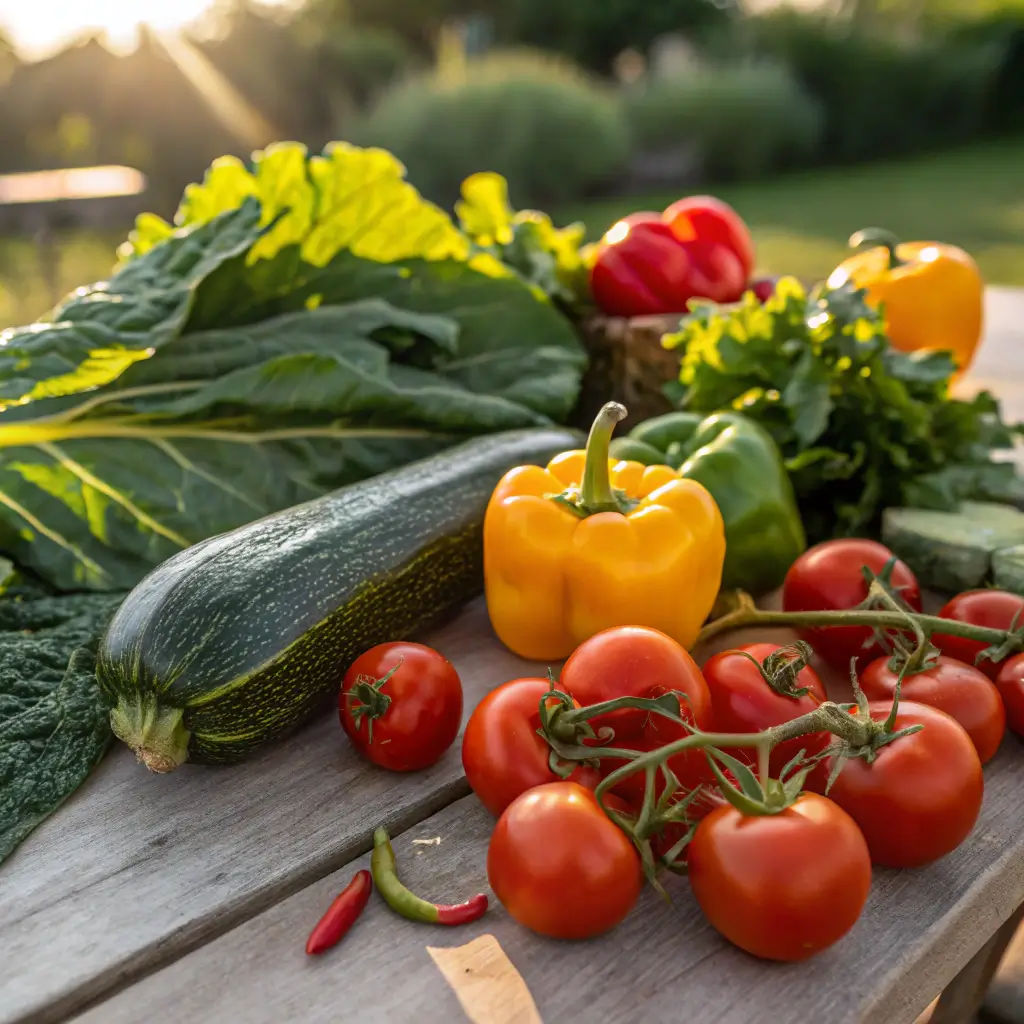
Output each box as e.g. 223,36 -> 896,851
696,589 -> 1024,657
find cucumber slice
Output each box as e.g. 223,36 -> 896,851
993,545 -> 1024,596
882,503 -> 1024,593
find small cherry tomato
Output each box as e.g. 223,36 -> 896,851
560,625 -> 713,742
995,653 -> 1024,738
462,677 -> 599,816
859,655 -> 1005,763
782,539 -> 921,670
824,701 -> 983,868
687,793 -> 871,961
487,782 -> 642,939
934,590 -> 1024,679
339,642 -> 462,772
701,643 -> 829,778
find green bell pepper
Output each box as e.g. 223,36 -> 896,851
610,411 -> 806,595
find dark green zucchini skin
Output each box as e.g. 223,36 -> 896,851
98,428 -> 579,769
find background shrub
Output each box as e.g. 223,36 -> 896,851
742,12 -> 1001,163
623,61 -> 823,181
952,14 -> 1024,132
351,49 -> 629,205
319,28 -> 416,111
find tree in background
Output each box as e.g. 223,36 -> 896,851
495,0 -> 737,74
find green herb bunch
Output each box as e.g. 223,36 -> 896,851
663,277 -> 1022,543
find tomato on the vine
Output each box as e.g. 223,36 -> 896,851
701,643 -> 829,777
687,793 -> 871,961
487,782 -> 642,939
859,655 -> 1005,763
560,625 -> 713,741
339,642 -> 462,771
935,590 -> 1024,680
996,653 -> 1024,738
824,701 -> 983,868
462,677 -> 599,816
597,733 -> 716,807
782,539 -> 921,670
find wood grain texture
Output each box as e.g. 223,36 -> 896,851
75,735 -> 1024,1024
0,600 -> 547,1024
929,904 -> 1024,1024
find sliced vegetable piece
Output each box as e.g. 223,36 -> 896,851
992,545 -> 1024,596
882,503 -> 1024,592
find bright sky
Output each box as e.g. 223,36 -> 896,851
0,0 -> 292,58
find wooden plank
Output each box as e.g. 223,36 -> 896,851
929,904 -> 1024,1024
0,600 -> 547,1024
75,737 -> 1024,1024
983,913 -> 1024,1023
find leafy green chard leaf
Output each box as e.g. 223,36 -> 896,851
453,171 -> 590,308
0,144 -> 585,591
0,586 -> 125,865
667,276 -> 1024,542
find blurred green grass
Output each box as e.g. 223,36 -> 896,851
1,138 -> 1022,330
560,138 -> 1024,286
0,231 -> 121,329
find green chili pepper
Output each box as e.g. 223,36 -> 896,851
611,411 -> 806,595
370,827 -> 488,925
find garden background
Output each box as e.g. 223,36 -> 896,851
0,0 -> 1022,328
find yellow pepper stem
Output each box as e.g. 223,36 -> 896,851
848,227 -> 905,270
577,401 -> 628,514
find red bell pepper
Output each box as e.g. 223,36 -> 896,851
589,197 -> 754,318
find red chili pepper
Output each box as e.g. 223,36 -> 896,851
370,826 -> 488,926
590,197 -> 753,317
305,869 -> 372,955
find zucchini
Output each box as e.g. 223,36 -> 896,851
882,502 -> 1024,593
98,428 -> 578,772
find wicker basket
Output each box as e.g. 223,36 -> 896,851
572,312 -> 684,431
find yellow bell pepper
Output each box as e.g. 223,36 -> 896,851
484,402 -> 726,661
828,227 -> 983,374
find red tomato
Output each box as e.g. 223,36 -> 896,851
996,653 -> 1024,738
663,195 -> 755,283
688,793 -> 871,961
487,782 -> 642,939
560,626 -> 713,742
860,655 -> 1005,763
935,590 -> 1024,680
462,678 -> 600,816
825,701 -> 983,868
339,642 -> 462,771
701,643 -> 829,777
782,539 -> 921,670
749,275 -> 778,303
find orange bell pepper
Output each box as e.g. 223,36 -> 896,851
829,228 -> 983,374
484,402 -> 726,661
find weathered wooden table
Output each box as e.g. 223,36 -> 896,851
2,290 -> 1023,1024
